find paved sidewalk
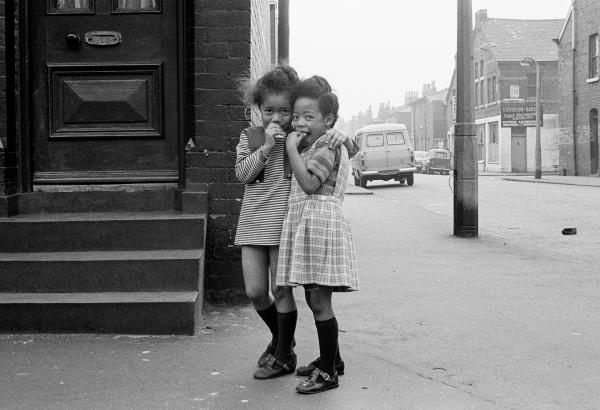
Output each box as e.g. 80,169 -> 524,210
500,174 -> 600,187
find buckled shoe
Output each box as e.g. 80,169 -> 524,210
253,353 -> 297,380
296,368 -> 339,394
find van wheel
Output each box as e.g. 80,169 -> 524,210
359,176 -> 367,188
407,174 -> 414,186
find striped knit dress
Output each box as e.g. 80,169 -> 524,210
234,128 -> 291,246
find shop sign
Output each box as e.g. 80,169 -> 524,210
501,103 -> 543,127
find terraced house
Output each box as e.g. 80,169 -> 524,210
0,0 -> 285,334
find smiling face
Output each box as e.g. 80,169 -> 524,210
259,92 -> 292,132
292,97 -> 334,146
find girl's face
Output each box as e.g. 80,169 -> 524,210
292,97 -> 334,146
260,92 -> 292,131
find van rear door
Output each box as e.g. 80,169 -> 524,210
363,133 -> 388,171
386,131 -> 411,169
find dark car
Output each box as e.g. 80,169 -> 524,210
422,149 -> 451,175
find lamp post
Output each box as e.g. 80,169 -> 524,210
520,57 -> 542,179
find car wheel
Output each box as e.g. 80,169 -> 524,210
359,176 -> 367,188
353,173 -> 360,186
407,173 -> 414,186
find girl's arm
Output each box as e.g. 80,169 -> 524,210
326,129 -> 359,158
286,133 -> 335,195
235,131 -> 269,184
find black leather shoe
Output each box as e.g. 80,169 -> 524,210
257,342 -> 276,367
253,353 -> 297,380
296,357 -> 345,376
296,368 -> 339,394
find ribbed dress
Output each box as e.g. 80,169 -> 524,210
234,128 -> 291,246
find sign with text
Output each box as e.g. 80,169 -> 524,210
501,103 -> 543,127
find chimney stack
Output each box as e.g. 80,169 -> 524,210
475,9 -> 487,25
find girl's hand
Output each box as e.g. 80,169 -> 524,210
286,131 -> 305,150
263,122 -> 283,154
326,129 -> 348,148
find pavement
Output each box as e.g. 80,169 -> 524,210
2,173 -> 599,409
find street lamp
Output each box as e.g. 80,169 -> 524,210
520,57 -> 542,179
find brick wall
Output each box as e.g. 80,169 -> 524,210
559,0 -> 600,175
187,0 -> 273,302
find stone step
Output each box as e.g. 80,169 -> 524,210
0,250 -> 204,293
17,189 -> 179,214
0,212 -> 205,252
0,292 -> 200,335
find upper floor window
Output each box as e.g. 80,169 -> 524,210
474,62 -> 479,79
589,34 -> 598,79
491,76 -> 497,102
480,60 -> 484,77
527,72 -> 537,98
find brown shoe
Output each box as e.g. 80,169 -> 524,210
257,342 -> 276,367
253,354 -> 297,380
296,368 -> 339,394
296,357 -> 345,376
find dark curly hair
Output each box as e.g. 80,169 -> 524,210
291,75 -> 339,127
241,65 -> 300,107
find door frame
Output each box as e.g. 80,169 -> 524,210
18,0 -> 189,192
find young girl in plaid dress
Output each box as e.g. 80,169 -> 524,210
277,76 -> 359,394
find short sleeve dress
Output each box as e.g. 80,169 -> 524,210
276,135 -> 359,292
234,128 -> 291,246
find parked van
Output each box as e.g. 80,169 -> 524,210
351,123 -> 416,187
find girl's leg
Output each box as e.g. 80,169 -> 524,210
269,246 -> 297,361
253,246 -> 297,379
241,246 -> 277,361
307,288 -> 338,376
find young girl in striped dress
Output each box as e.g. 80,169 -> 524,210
277,76 -> 359,394
235,66 -> 354,380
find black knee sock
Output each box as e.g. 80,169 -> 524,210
315,317 -> 338,375
257,303 -> 278,346
275,310 -> 297,361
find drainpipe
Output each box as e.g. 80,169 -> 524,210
572,0 -> 578,175
278,0 -> 289,64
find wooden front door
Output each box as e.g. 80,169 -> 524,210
511,127 -> 527,173
30,0 -> 180,185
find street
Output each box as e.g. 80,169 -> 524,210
2,176 -> 599,409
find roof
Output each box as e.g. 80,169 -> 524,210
476,18 -> 564,62
410,88 -> 448,106
356,123 -> 407,134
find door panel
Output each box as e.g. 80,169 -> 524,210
31,0 -> 179,184
364,133 -> 388,170
386,131 -> 411,169
511,127 -> 527,173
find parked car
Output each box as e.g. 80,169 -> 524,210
351,123 -> 416,187
422,149 -> 452,175
414,150 -> 426,172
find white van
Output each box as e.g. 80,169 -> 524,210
351,123 -> 416,187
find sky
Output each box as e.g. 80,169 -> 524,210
289,0 -> 571,120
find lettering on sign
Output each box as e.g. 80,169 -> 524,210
501,103 -> 543,127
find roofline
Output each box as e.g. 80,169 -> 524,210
558,6 -> 574,43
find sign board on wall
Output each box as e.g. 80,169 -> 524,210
501,103 -> 543,127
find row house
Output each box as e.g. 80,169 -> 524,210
0,0 -> 283,334
410,82 -> 448,151
467,10 -> 563,173
556,0 -> 600,176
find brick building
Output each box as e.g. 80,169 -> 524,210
410,82 -> 448,151
0,0 -> 282,333
467,10 -> 563,173
556,0 -> 600,176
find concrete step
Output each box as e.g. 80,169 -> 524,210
17,189 -> 179,214
0,292 -> 199,335
0,212 -> 205,252
0,250 -> 204,293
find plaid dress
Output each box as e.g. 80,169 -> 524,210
276,138 -> 359,292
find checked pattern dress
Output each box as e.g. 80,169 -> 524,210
276,139 -> 359,292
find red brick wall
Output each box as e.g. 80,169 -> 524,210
559,0 -> 600,175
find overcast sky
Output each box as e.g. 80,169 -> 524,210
289,0 -> 571,120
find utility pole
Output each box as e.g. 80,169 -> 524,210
454,0 -> 478,237
278,0 -> 290,64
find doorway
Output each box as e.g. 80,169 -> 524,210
28,0 -> 182,185
591,109 -> 598,175
511,127 -> 527,173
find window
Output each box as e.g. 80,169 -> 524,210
492,76 -> 497,102
475,63 -> 479,79
366,134 -> 384,147
487,78 -> 492,103
113,0 -> 160,12
270,3 -> 278,67
50,0 -> 93,13
480,80 -> 484,106
475,82 -> 479,106
480,60 -> 484,77
527,72 -> 537,98
476,124 -> 485,161
589,34 -> 598,79
387,132 -> 406,145
488,122 -> 499,163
